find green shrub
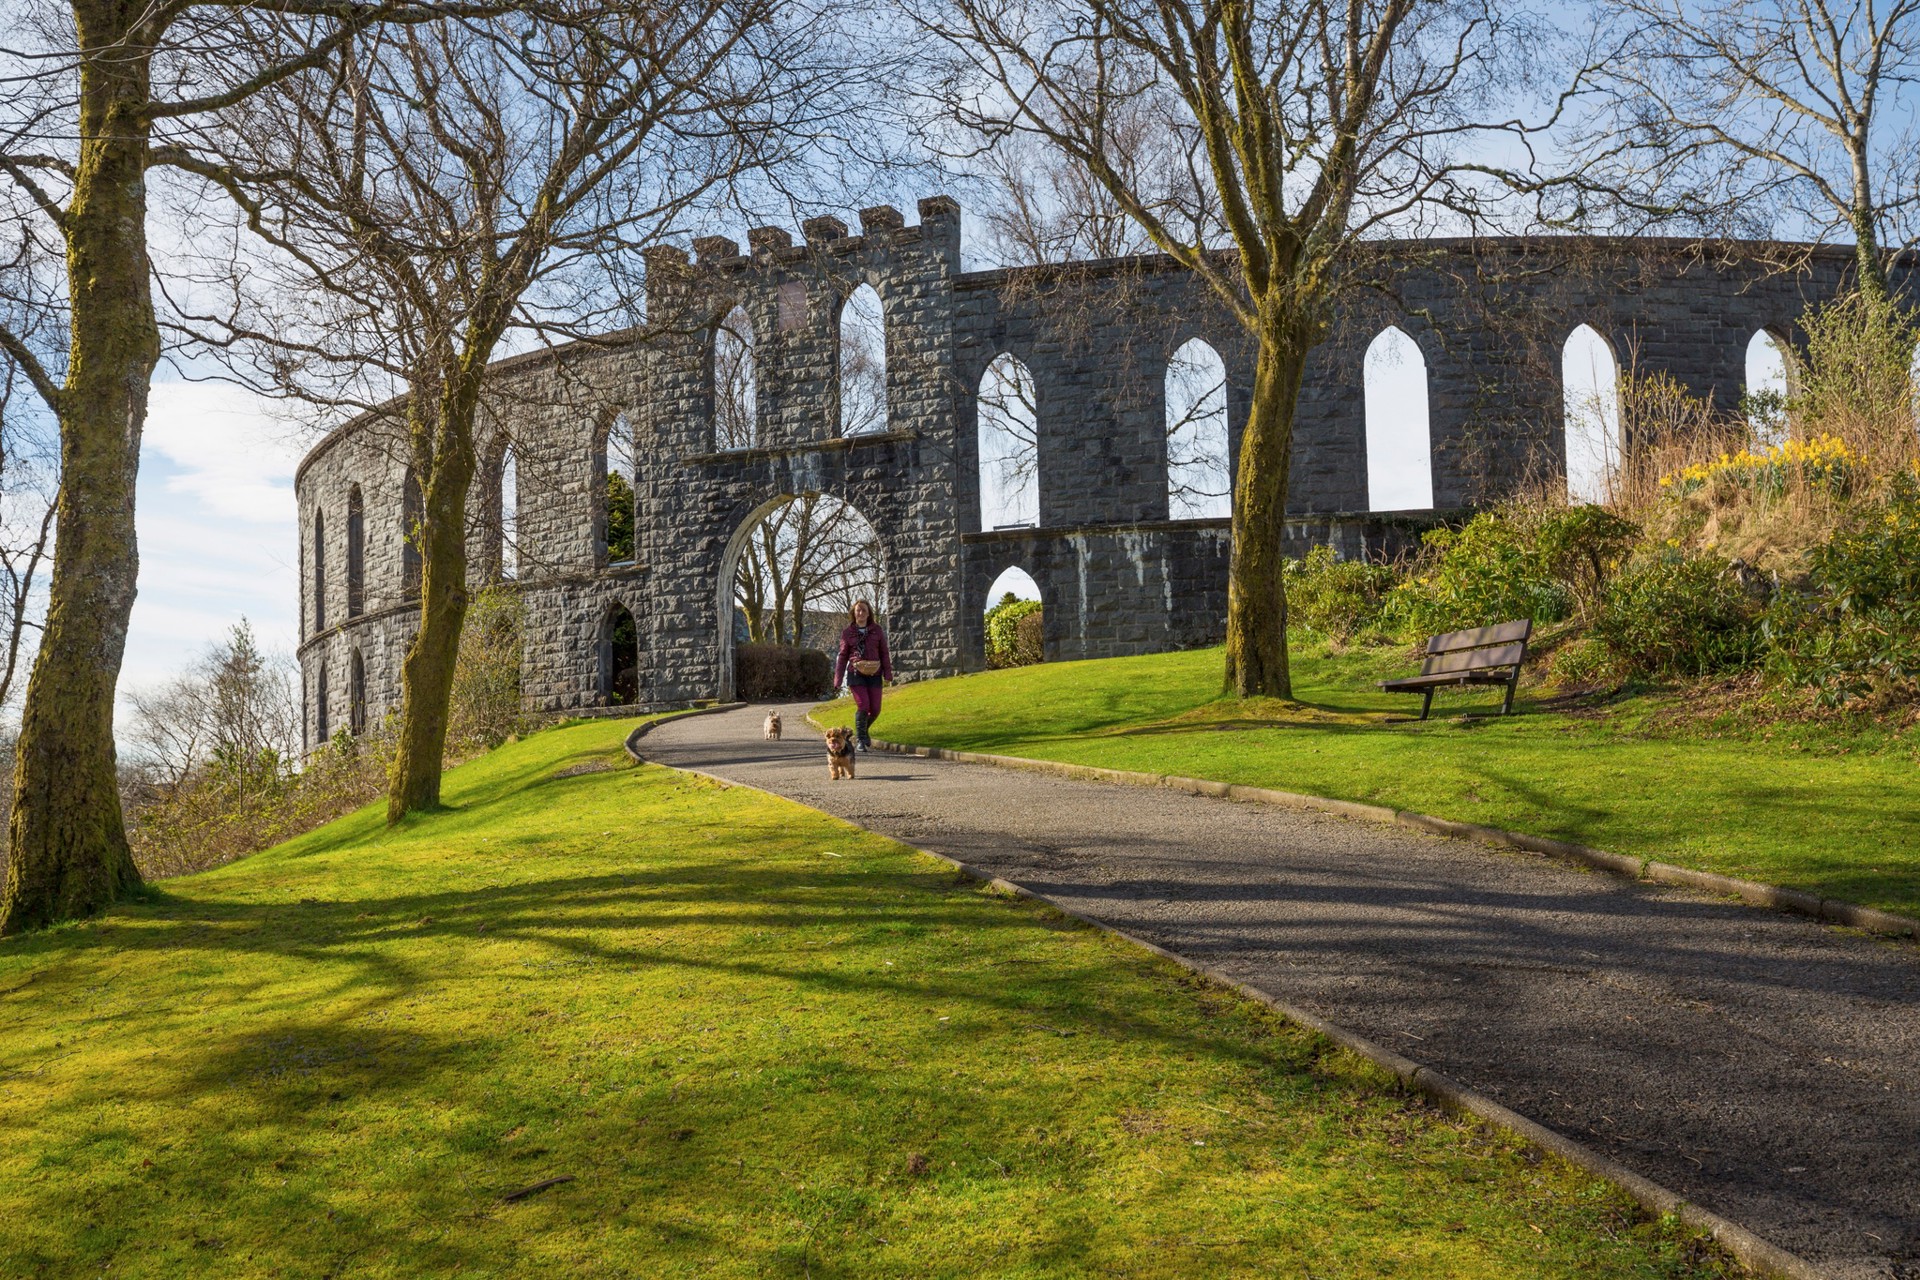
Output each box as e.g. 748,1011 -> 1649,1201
1534,505 -> 1640,618
1545,635 -> 1622,690
1594,551 -> 1762,678
1283,545 -> 1397,641
1383,512 -> 1569,639
736,643 -> 833,700
450,585 -> 528,749
1763,473 -> 1920,705
606,471 -> 636,562
985,594 -> 1045,667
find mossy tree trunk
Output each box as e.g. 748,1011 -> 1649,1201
0,5 -> 154,933
387,371 -> 485,822
1223,319 -> 1312,700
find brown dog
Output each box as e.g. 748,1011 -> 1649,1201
763,711 -> 782,741
825,726 -> 856,780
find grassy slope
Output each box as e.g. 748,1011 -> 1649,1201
821,646 -> 1920,919
0,718 -> 1727,1279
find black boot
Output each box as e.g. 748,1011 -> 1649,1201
854,709 -> 871,752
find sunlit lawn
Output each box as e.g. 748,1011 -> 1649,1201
818,643 -> 1920,920
0,718 -> 1729,1278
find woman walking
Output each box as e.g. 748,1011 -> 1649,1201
834,599 -> 892,752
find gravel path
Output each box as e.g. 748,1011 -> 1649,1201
642,703 -> 1920,1279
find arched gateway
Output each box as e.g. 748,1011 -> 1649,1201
294,199 -> 1905,742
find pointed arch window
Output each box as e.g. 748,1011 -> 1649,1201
1745,330 -> 1792,448
714,308 -> 757,450
606,415 -> 636,564
345,486 -> 365,617
839,284 -> 887,436
495,446 -> 519,580
978,354 -> 1038,530
348,649 -> 367,735
312,509 -> 327,633
1166,339 -> 1231,519
1563,325 -> 1622,505
1363,327 -> 1435,511
315,661 -> 330,744
401,470 -> 424,601
600,603 -> 640,706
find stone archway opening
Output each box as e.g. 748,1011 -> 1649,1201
1744,329 -> 1793,447
599,603 -> 641,707
717,492 -> 887,701
983,566 -> 1043,668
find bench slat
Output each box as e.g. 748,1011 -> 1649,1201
1425,619 -> 1532,655
1418,641 -> 1526,676
1382,671 -> 1521,691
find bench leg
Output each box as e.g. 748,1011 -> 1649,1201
1501,673 -> 1518,715
1420,689 -> 1434,721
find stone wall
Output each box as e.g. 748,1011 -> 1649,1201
294,202 -> 1905,743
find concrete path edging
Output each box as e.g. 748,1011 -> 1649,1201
654,740 -> 1827,1280
844,731 -> 1917,945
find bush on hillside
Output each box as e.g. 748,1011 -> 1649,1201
737,642 -> 833,700
1594,551 -> 1762,679
1791,289 -> 1920,469
1283,545 -> 1396,642
127,613 -> 515,880
1764,473 -> 1920,706
1545,635 -> 1623,690
1534,505 -> 1640,619
132,724 -> 398,879
985,594 -> 1045,667
1383,512 -> 1569,639
450,585 -> 530,749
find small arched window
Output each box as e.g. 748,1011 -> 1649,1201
601,603 -> 640,706
1562,325 -> 1622,505
714,307 -> 757,451
315,661 -> 330,744
982,566 -> 1044,666
348,649 -> 366,735
312,509 -> 327,633
1363,326 -> 1435,511
978,354 -> 1038,530
496,446 -> 519,580
345,487 -> 365,617
606,416 -> 636,563
1744,330 -> 1792,448
1166,339 -> 1231,519
839,284 -> 887,436
402,469 -> 424,601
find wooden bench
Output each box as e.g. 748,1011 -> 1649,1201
1379,619 -> 1532,720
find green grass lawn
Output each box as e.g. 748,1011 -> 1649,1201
0,717 -> 1729,1278
819,644 -> 1920,920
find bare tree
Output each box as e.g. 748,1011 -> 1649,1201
735,494 -> 885,645
922,0 -> 1525,695
180,2 -> 868,822
0,0 -> 455,932
1564,0 -> 1920,300
968,94 -> 1218,267
125,619 -> 300,796
0,348 -> 56,714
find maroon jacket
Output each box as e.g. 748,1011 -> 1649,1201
834,621 -> 892,685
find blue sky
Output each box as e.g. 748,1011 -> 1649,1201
124,381 -> 304,702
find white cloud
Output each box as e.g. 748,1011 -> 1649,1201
144,381 -> 308,524
115,383 -> 306,718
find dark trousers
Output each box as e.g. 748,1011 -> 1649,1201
848,676 -> 882,742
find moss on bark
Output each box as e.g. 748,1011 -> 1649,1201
1,8 -> 154,933
387,398 -> 478,823
1222,327 -> 1308,701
